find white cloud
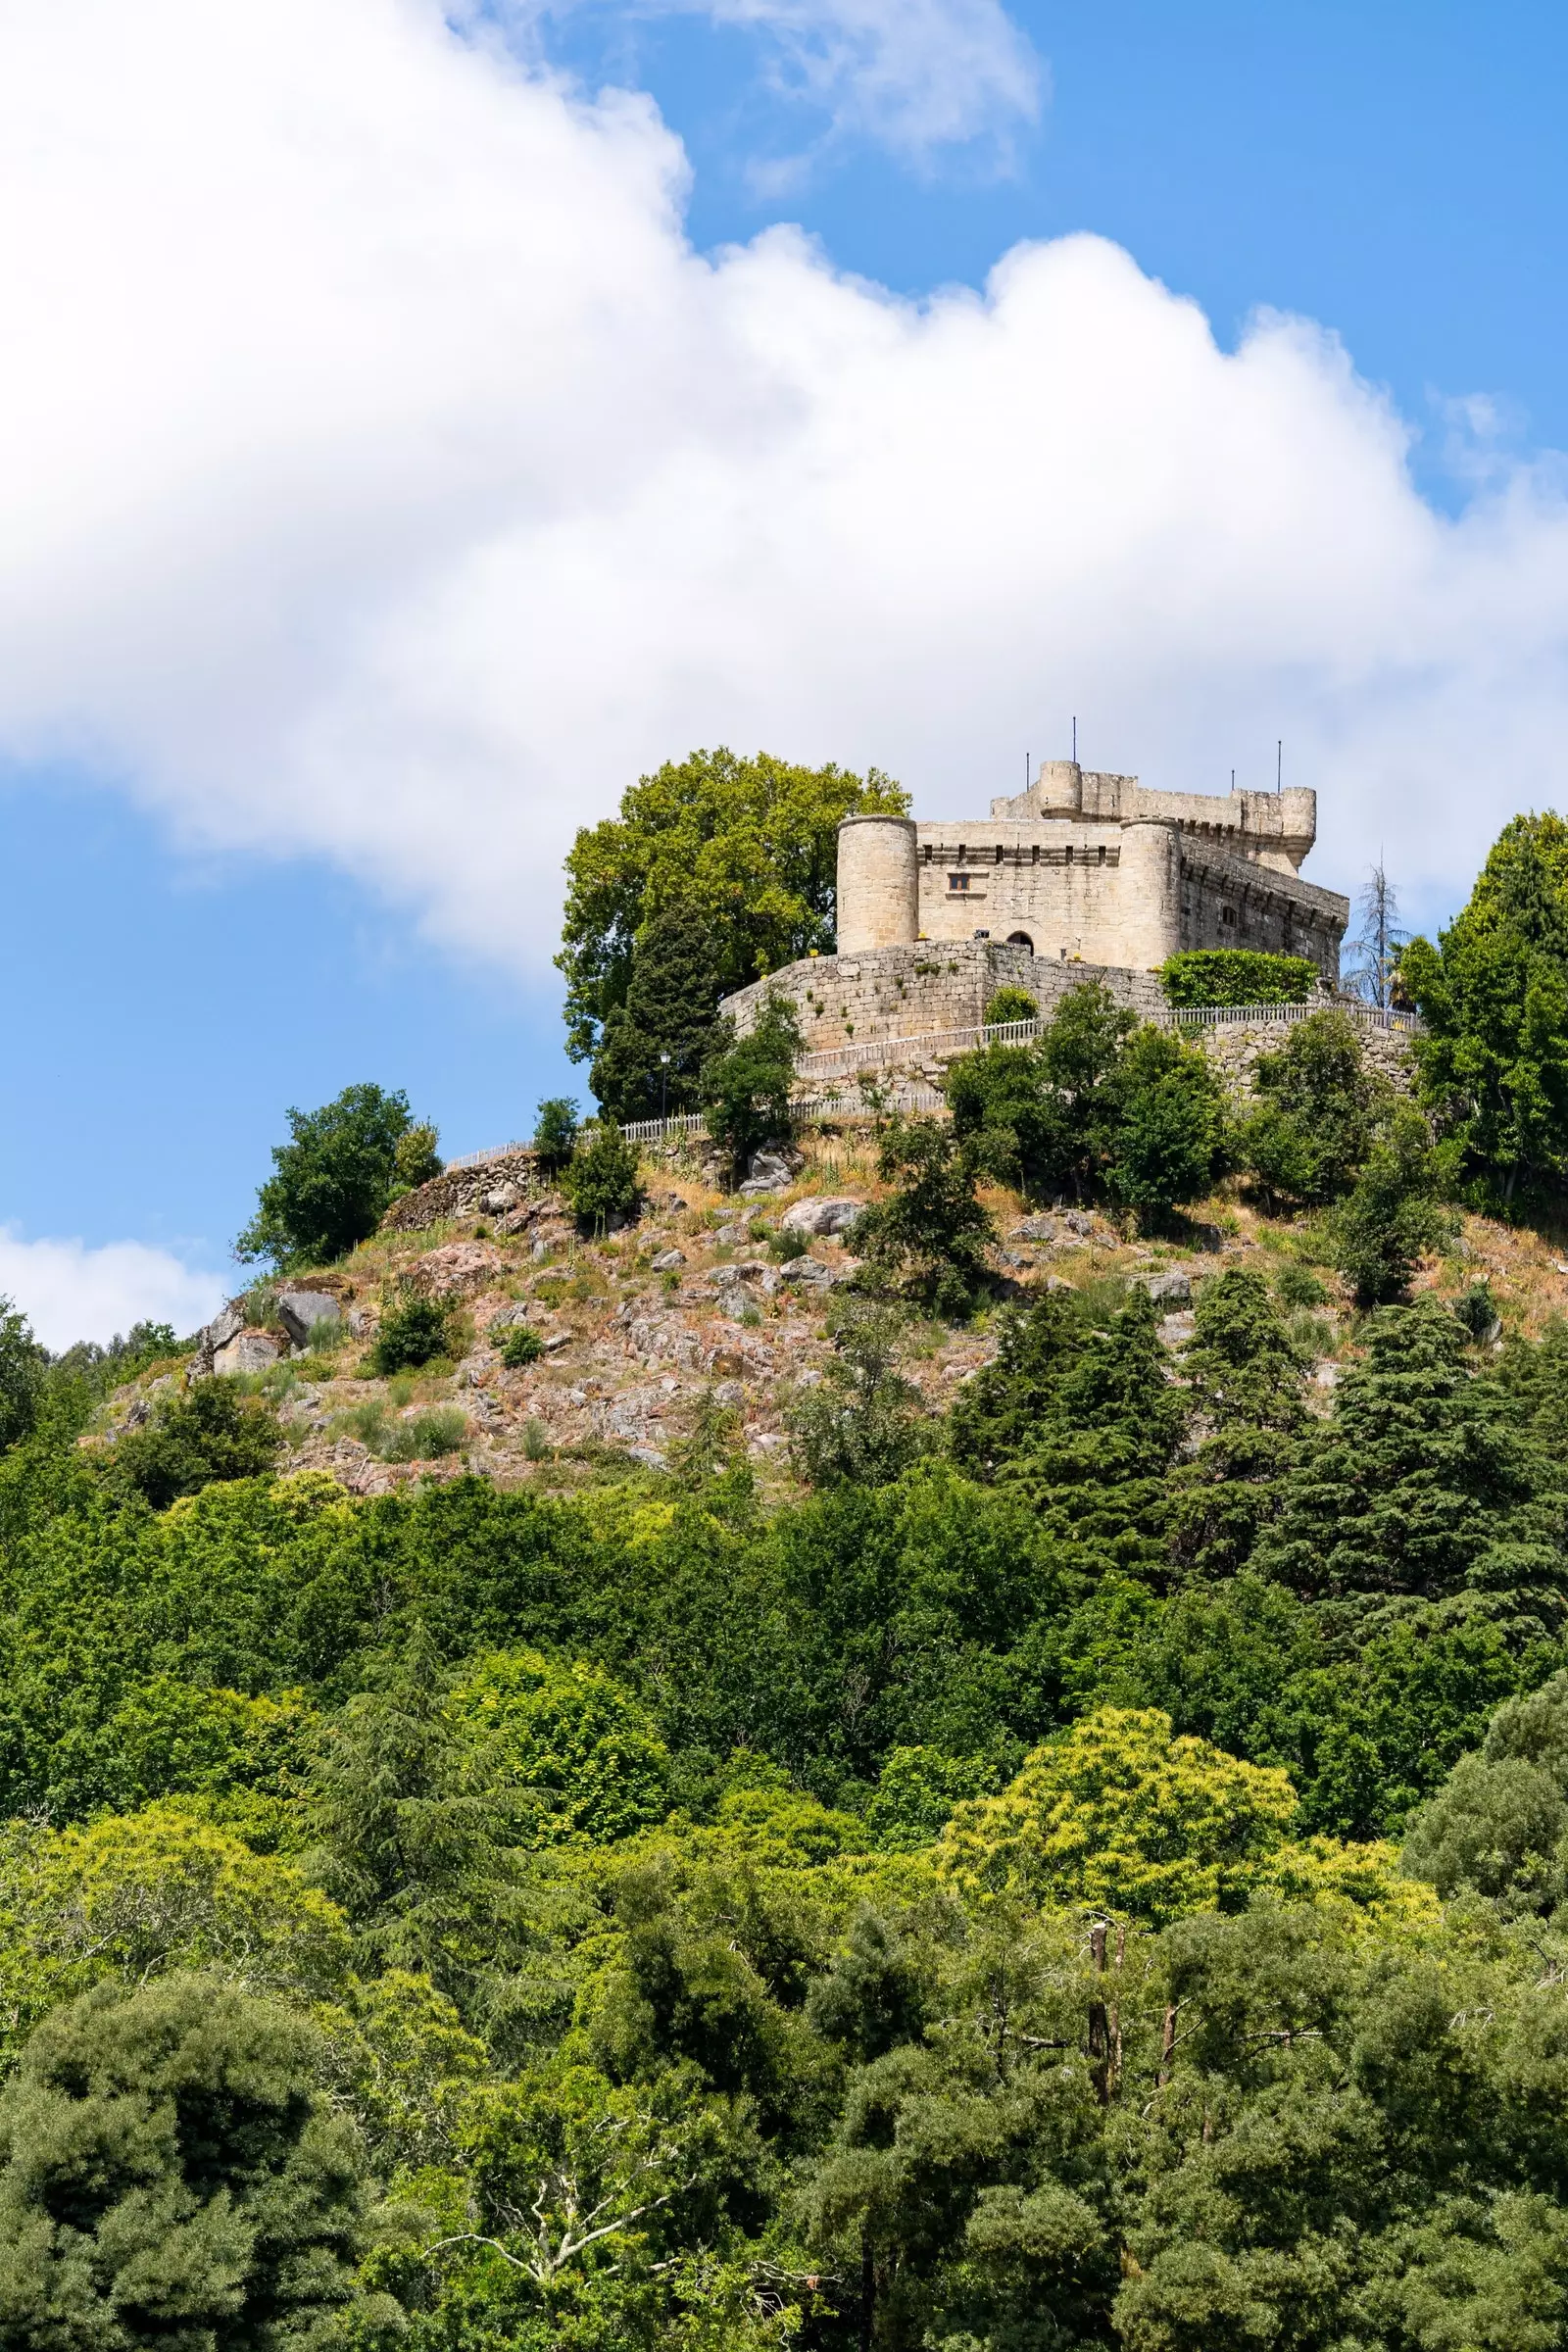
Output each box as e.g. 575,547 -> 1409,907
1,0 -> 1567,980
0,1234 -> 225,1354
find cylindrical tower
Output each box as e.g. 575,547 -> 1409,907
1115,820 -> 1184,966
1033,760 -> 1083,814
836,815 -> 919,952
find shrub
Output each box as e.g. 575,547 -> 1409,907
235,1082 -> 440,1269
0,1297 -> 46,1456
1327,1102 -> 1453,1304
983,985 -> 1039,1026
368,1288 -> 452,1376
500,1324 -> 545,1368
1102,1025 -> 1230,1222
113,1380 -> 284,1510
1276,1263 -> 1329,1309
700,992 -> 803,1183
788,1298 -> 930,1487
852,1117 -> 995,1316
561,1119 -> 642,1231
1158,950 -> 1320,1007
1240,1011 -> 1386,1207
381,1407 -> 466,1462
532,1096 -> 580,1174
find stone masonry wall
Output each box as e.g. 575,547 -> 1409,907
1194,1017 -> 1417,1102
381,1148 -> 542,1232
722,943 -> 1170,1054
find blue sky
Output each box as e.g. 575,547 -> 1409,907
2,0 -> 1566,1341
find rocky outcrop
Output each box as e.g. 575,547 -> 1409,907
381,1149 -> 544,1233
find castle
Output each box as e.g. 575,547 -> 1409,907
722,760 -> 1351,1056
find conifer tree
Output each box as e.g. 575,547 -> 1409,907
590,904 -> 725,1123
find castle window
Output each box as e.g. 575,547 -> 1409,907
1098,845 -> 1106,864
948,873 -> 971,894
1221,905 -> 1237,927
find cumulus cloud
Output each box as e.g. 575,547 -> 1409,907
1,0 -> 1566,978
0,1233 -> 225,1354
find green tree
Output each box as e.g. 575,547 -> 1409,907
113,1378 -> 284,1510
1102,1023 -> 1230,1222
1402,810 -> 1568,1210
853,1117 -> 996,1316
787,1298 -> 930,1488
590,902 -> 727,1122
982,984 -> 1039,1026
0,1973 -> 389,2347
1327,1100 -> 1452,1302
699,994 -> 803,1184
558,747 -> 906,1063
447,1648 -> 673,1846
1241,1008 -> 1388,1206
561,1119 -> 642,1230
531,1097 -> 579,1174
236,1082 -> 440,1268
0,1298 -> 46,1456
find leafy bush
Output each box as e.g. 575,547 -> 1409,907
561,1119 -> 642,1231
699,992 -> 803,1182
447,1647 -> 672,1844
982,984 -> 1039,1026
1327,1102 -> 1453,1303
1276,1262 -> 1330,1308
531,1096 -> 580,1174
113,1380 -> 284,1510
1102,1024 -> 1230,1222
788,1298 -> 930,1487
852,1117 -> 995,1315
380,1407 -> 466,1462
368,1288 -> 453,1376
235,1082 -> 440,1269
1158,949 -> 1320,1006
499,1324 -> 544,1368
1240,1011 -> 1387,1206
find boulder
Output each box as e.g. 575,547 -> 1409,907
274,1289 -> 344,1348
1061,1210 -> 1095,1238
781,1197 -> 865,1238
739,1144 -> 802,1195
190,1298 -> 246,1377
712,1380 -> 746,1408
651,1248 -> 686,1272
783,1257 -> 836,1290
488,1303 -> 531,1332
411,1241 -> 507,1299
213,1331 -> 282,1375
1157,1312 -> 1196,1349
481,1183 -> 521,1215
1009,1215 -> 1057,1242
1142,1269 -> 1193,1308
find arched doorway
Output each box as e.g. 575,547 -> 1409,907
1006,931 -> 1034,952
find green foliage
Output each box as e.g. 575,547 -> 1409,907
590,902 -> 726,1122
0,1298 -> 45,1457
947,981 -> 1227,1216
1158,948 -> 1320,1005
368,1286 -> 453,1376
561,1118 -> 642,1231
939,1705 -> 1303,1922
787,1298 -> 930,1488
852,1116 -> 995,1314
236,1081 -> 439,1269
1327,1100 -> 1453,1301
448,1648 -> 673,1845
1241,1008 -> 1389,1205
531,1096 -> 580,1173
113,1377 -> 284,1510
699,994 -> 802,1182
862,1744 -> 997,1850
557,745 -> 906,1062
0,1973 -> 386,2347
982,984 -> 1039,1025
1401,1672 -> 1568,1915
500,1323 -> 545,1368
1402,810 -> 1568,1211
379,1406 -> 467,1462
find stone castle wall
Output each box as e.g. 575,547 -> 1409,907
721,941 -> 1169,1054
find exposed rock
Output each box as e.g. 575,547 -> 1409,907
121,1397 -> 151,1430
784,1257 -> 837,1291
1157,1311 -> 1196,1349
531,1237 -> 553,1261
347,1305 -> 376,1338
543,1332 -> 572,1353
189,1299 -> 246,1378
481,1183 -> 521,1215
712,1379 -> 746,1407
488,1303 -> 531,1332
627,1445 -> 667,1471
274,1289 -> 343,1348
739,1144 -> 803,1195
665,1192 -> 688,1210
1142,1269 -> 1193,1307
1313,1359 -> 1342,1390
781,1197 -> 864,1237
411,1241 -> 507,1299
214,1331 -> 282,1375
651,1249 -> 686,1272
1009,1215 -> 1057,1242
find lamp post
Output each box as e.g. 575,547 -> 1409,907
659,1052 -> 670,1124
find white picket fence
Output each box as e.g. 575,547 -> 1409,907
446,998 -> 1419,1167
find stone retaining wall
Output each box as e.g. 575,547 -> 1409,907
1195,1017 -> 1416,1101
722,943 -> 1169,1054
381,1148 -> 541,1232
